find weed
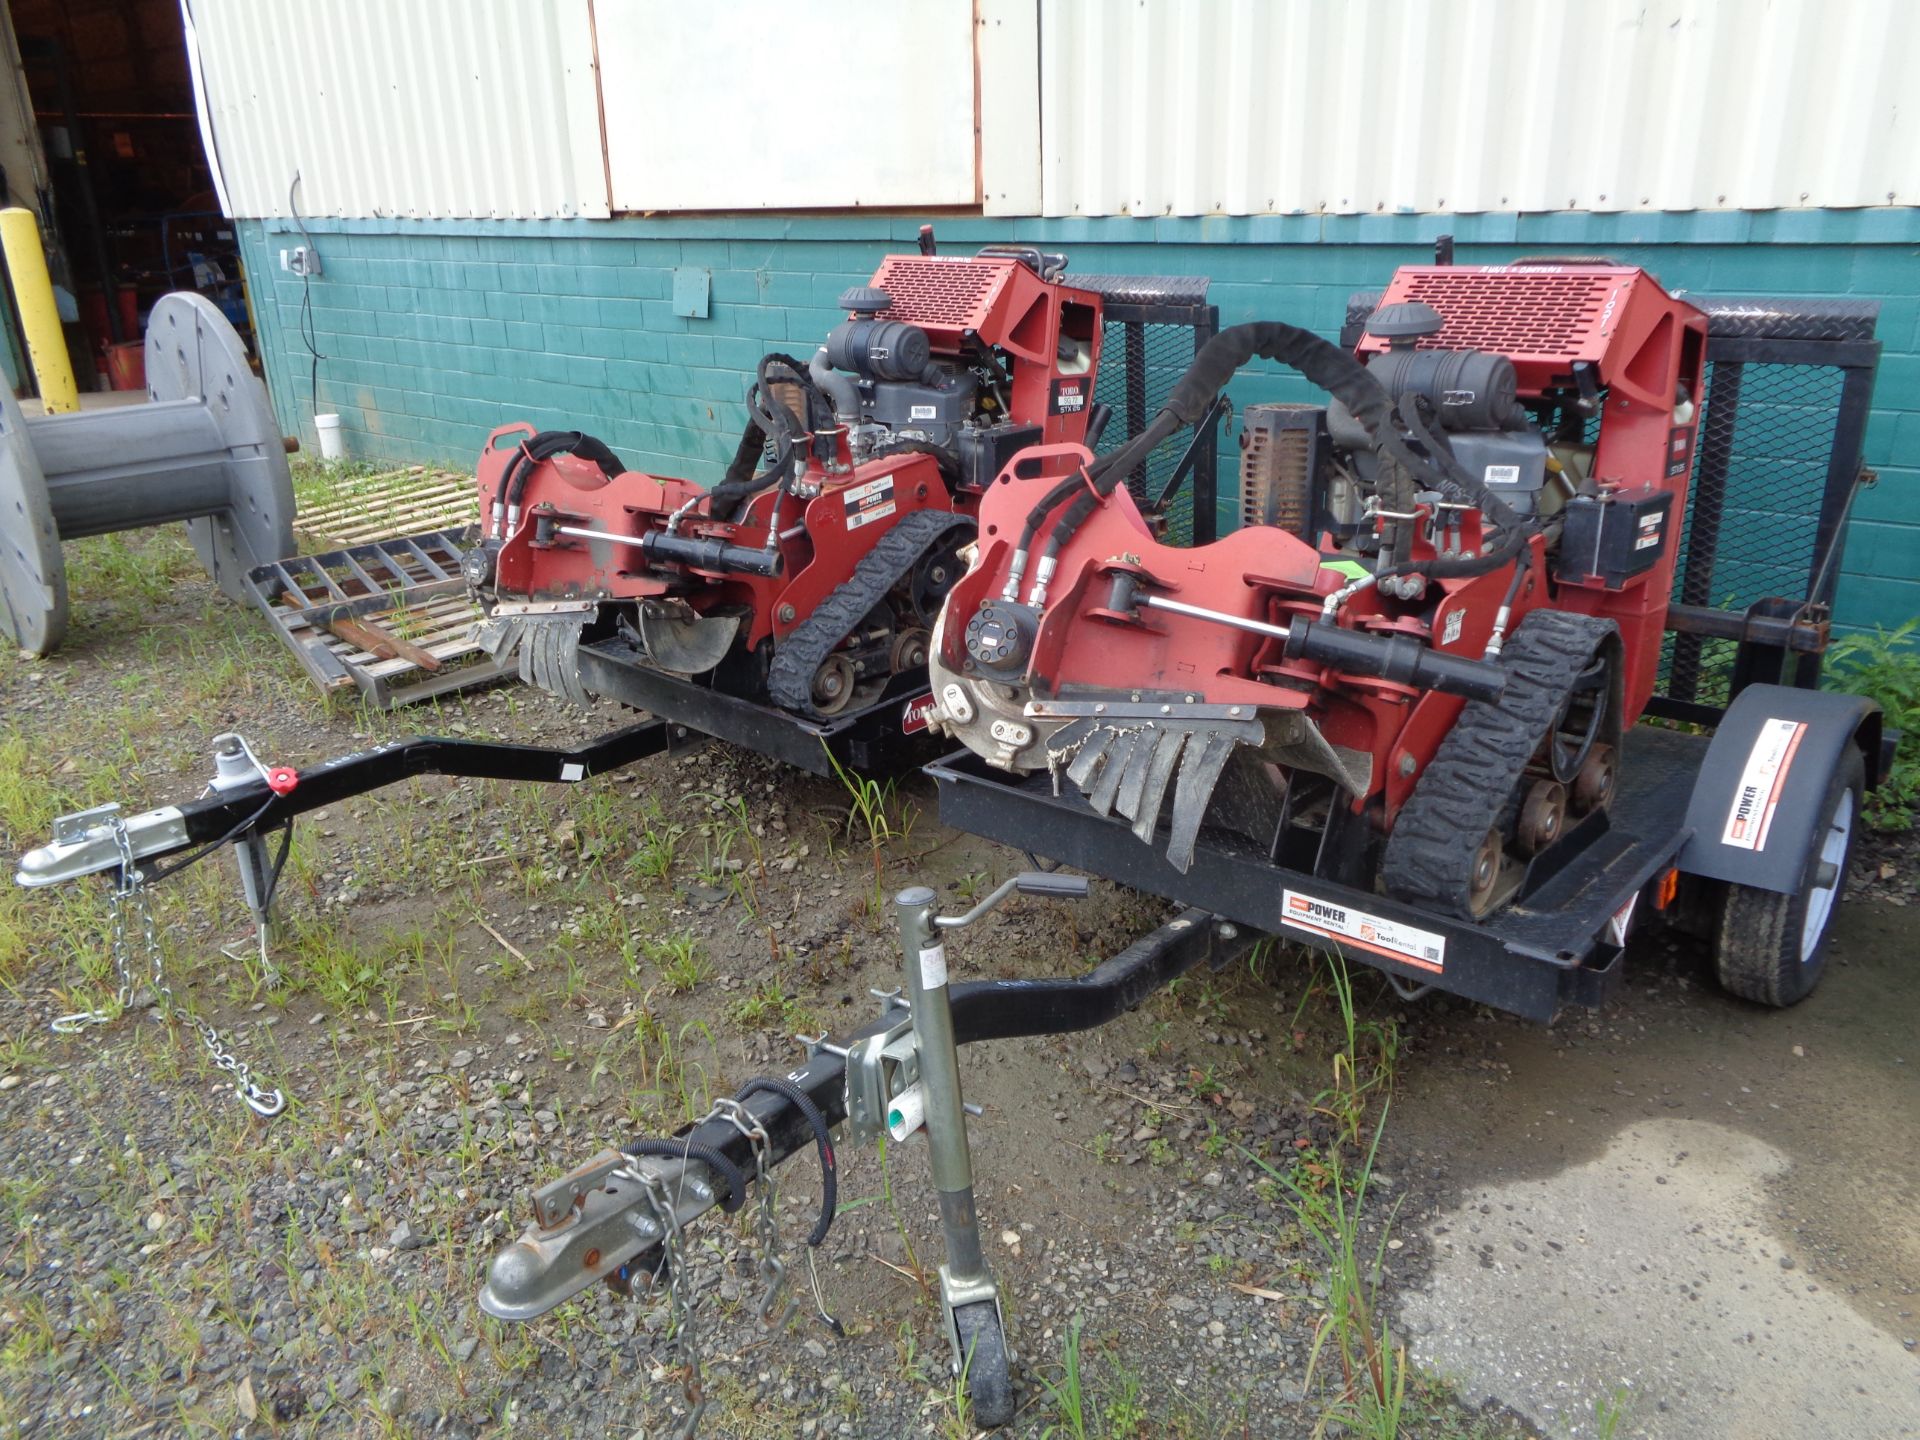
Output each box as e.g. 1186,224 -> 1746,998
623,929 -> 709,993
1827,619 -> 1920,829
1311,952 -> 1399,1149
1593,1386 -> 1631,1439
824,745 -> 915,902
1040,1315 -> 1091,1440
1244,1112 -> 1406,1440
730,977 -> 813,1034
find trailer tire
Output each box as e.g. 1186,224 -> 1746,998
954,1301 -> 1014,1428
1713,746 -> 1863,1007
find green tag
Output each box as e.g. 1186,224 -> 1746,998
1319,559 -> 1370,581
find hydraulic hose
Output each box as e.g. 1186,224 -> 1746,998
494,430 -> 624,537
707,355 -> 815,521
500,430 -> 624,514
1029,320 -> 1438,564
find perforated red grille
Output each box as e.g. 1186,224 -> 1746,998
870,257 -> 1006,329
1379,269 -> 1630,360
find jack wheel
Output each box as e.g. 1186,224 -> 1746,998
810,654 -> 857,715
953,1302 -> 1014,1428
1714,747 -> 1862,1007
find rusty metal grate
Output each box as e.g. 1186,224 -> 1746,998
246,530 -> 509,709
1096,309 -> 1215,544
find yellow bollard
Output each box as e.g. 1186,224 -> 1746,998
0,207 -> 79,414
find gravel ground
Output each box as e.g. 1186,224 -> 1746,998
6,527 -> 1907,1440
0,531 -> 1535,1440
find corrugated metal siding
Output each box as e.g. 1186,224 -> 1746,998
186,0 -> 609,219
1037,0 -> 1920,217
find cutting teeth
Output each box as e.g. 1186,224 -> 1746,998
480,616 -> 591,708
1045,714 -> 1265,873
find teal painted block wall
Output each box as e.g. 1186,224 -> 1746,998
236,211 -> 1920,631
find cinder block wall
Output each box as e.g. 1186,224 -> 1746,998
237,211 -> 1920,632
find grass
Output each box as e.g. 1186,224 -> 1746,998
1826,618 -> 1920,829
1248,1112 -> 1407,1440
824,744 -> 917,907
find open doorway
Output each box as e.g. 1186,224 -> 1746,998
7,0 -> 246,393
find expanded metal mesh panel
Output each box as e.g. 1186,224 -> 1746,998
870,257 -> 1004,329
1662,359 -> 1845,706
1096,316 -> 1203,542
1380,270 -> 1626,360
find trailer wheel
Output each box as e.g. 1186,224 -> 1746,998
1713,746 -> 1863,1007
954,1301 -> 1014,1428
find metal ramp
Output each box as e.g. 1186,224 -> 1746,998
246,528 -> 510,709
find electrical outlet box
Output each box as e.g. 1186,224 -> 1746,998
285,245 -> 321,278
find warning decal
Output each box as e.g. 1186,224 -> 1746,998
1721,717 -> 1807,851
843,475 -> 897,531
1281,889 -> 1447,974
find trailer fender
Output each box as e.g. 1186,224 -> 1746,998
1676,684 -> 1882,896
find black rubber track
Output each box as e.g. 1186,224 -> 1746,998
1380,609 -> 1618,919
767,508 -> 974,716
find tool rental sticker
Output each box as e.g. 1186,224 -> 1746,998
843,475 -> 897,531
1281,890 -> 1446,974
1722,717 -> 1807,851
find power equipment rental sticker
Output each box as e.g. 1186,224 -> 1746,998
843,476 -> 897,530
1722,717 -> 1807,851
1281,890 -> 1446,974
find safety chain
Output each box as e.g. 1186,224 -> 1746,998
707,1097 -> 796,1330
49,817 -> 287,1118
626,1161 -> 707,1440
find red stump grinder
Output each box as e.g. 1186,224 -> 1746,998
928,263 -> 1885,1016
459,243 -> 1116,774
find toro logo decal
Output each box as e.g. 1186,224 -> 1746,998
1721,717 -> 1807,851
901,694 -> 939,734
1050,377 -> 1088,416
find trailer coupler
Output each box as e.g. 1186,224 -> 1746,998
480,896 -> 1253,1431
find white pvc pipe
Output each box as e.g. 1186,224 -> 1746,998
314,412 -> 344,460
887,1083 -> 926,1142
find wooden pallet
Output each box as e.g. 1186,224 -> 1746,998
246,529 -> 510,709
294,466 -> 479,551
